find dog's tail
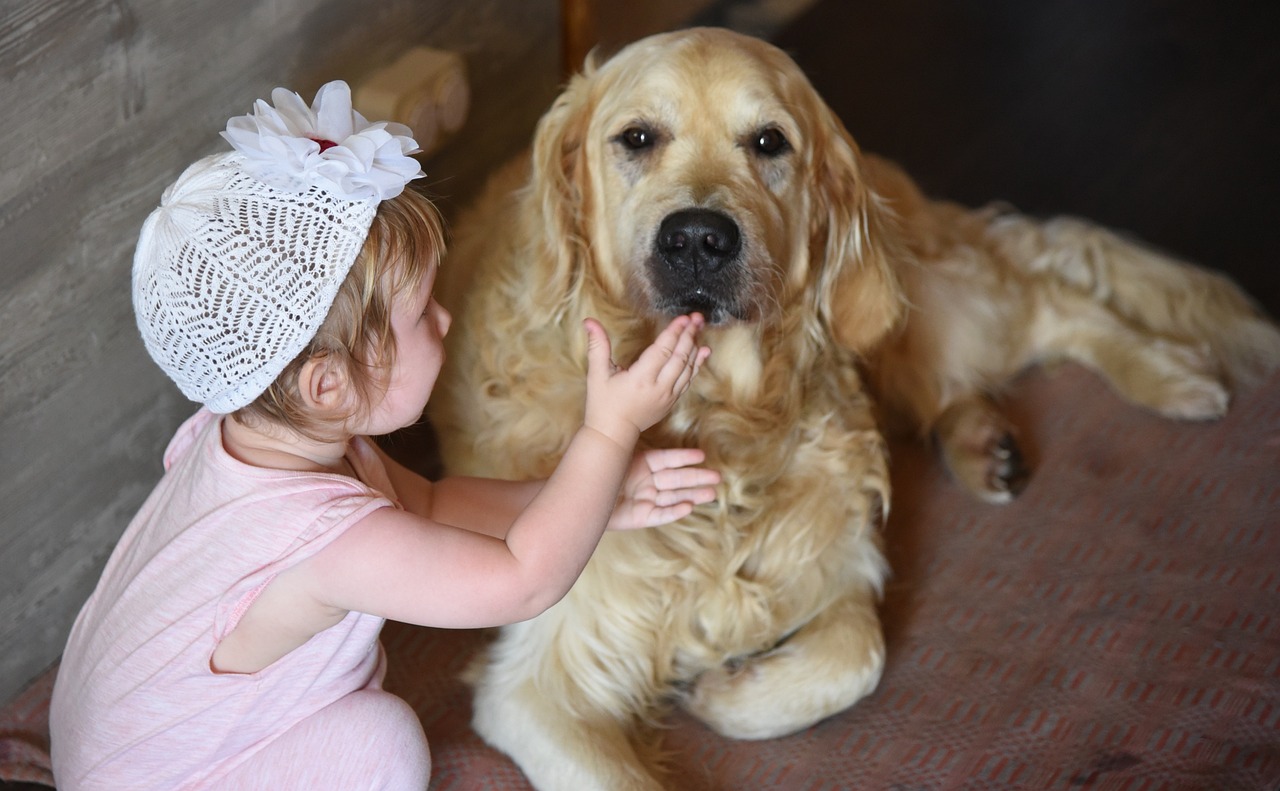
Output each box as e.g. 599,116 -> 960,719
990,213 -> 1280,390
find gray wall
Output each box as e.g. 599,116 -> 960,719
0,0 -> 559,705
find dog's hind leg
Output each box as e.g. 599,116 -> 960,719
992,215 -> 1280,390
682,587 -> 884,740
1031,295 -> 1231,421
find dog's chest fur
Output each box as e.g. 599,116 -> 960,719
479,316 -> 889,665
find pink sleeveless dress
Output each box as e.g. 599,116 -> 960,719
50,409 -> 422,790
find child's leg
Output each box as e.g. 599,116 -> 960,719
213,689 -> 430,790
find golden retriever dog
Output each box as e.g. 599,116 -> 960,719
427,27 -> 1280,790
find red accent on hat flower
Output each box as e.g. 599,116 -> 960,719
220,80 -> 424,201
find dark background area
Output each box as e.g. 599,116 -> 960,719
770,0 -> 1280,317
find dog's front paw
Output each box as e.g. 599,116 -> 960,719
684,594 -> 884,740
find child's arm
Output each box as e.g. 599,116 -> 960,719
373,447 -> 543,539
294,315 -> 710,628
375,445 -> 719,537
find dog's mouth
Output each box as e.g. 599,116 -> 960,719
653,288 -> 742,324
645,207 -> 753,325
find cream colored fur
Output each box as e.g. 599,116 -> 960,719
428,28 -> 1280,790
864,154 -> 1280,501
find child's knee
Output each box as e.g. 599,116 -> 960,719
341,690 -> 431,785
212,690 -> 430,789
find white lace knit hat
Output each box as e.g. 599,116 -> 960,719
133,81 -> 423,413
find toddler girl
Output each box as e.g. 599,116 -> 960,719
49,80 -> 715,790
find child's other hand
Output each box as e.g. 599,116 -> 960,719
608,448 -> 721,530
583,314 -> 710,448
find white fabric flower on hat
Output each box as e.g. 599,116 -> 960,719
222,80 -> 423,202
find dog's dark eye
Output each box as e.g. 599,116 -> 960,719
753,127 -> 790,157
618,126 -> 655,151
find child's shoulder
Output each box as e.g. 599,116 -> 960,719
163,408 -> 220,470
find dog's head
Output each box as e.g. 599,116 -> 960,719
529,27 -> 904,353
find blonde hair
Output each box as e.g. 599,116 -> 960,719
236,187 -> 446,441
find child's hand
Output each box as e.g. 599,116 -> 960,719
583,314 -> 710,448
608,448 -> 721,530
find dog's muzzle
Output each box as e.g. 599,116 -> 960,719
648,208 -> 749,323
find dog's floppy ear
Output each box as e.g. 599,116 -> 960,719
527,62 -> 598,320
810,103 -> 907,354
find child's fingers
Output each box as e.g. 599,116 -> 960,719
651,466 -> 722,492
670,340 -> 710,395
641,316 -> 691,370
642,447 -> 706,471
694,344 -> 711,376
654,319 -> 702,385
679,348 -> 707,393
583,317 -> 615,378
655,314 -> 692,348
634,314 -> 694,366
654,486 -> 720,508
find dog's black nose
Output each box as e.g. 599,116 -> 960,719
657,209 -> 741,274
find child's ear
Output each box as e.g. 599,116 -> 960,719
297,353 -> 352,414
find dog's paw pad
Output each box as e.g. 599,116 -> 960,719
985,434 -> 1031,500
942,426 -> 1033,505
